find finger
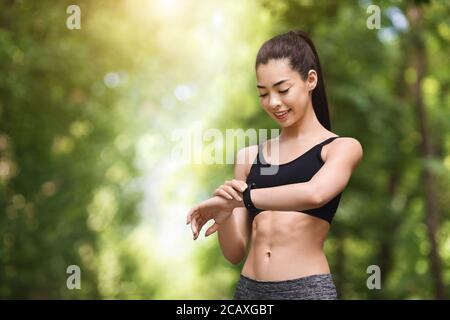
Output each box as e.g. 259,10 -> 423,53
193,212 -> 207,240
200,216 -> 210,229
215,189 -> 233,200
194,217 -> 208,240
186,208 -> 194,225
191,215 -> 199,239
205,222 -> 220,237
229,179 -> 248,192
187,207 -> 199,226
195,218 -> 208,240
224,185 -> 242,201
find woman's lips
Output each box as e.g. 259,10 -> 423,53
274,109 -> 291,120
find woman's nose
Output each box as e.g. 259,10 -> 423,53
269,95 -> 281,110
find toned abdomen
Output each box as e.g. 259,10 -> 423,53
241,211 -> 331,281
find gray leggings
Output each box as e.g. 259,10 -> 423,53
233,273 -> 338,300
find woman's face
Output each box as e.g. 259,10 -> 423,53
256,58 -> 317,127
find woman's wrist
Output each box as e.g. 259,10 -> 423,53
218,194 -> 244,211
232,198 -> 244,210
243,183 -> 262,213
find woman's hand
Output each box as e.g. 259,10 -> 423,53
213,179 -> 248,201
186,196 -> 242,240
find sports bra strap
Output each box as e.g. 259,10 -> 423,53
319,136 -> 341,147
315,136 -> 342,163
255,136 -> 342,165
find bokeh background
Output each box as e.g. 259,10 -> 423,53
0,0 -> 449,299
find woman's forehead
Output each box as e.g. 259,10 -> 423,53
256,59 -> 300,85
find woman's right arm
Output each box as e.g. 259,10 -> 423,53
217,146 -> 256,265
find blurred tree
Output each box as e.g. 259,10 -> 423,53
0,0 -> 145,298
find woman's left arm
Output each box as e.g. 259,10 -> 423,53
249,138 -> 363,212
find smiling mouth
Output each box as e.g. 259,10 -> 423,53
273,109 -> 291,119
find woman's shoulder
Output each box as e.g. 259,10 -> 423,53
332,136 -> 363,149
235,144 -> 260,178
326,135 -> 364,164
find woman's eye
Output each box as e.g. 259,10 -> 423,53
258,88 -> 289,97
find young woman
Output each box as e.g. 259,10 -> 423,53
186,30 -> 363,300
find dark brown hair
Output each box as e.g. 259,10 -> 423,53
255,30 -> 331,130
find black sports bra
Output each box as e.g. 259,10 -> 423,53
245,136 -> 344,224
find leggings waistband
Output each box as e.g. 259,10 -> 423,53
234,273 -> 337,300
240,273 -> 334,284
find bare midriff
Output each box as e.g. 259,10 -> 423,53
241,210 -> 331,281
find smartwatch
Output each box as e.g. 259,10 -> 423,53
243,182 -> 263,214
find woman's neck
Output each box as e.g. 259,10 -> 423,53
279,103 -> 325,142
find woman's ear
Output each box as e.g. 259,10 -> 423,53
307,69 -> 318,91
